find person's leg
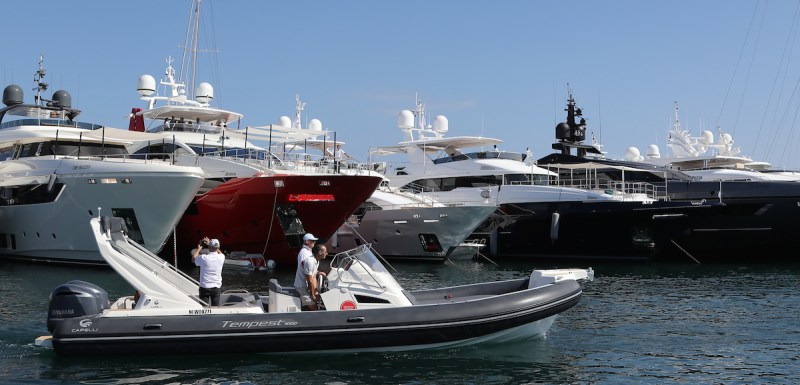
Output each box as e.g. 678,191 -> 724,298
297,286 -> 318,310
210,287 -> 221,306
199,287 -> 211,306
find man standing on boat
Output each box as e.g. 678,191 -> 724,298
334,144 -> 349,173
192,237 -> 225,306
294,233 -> 326,310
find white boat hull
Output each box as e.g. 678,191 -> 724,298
0,158 -> 204,264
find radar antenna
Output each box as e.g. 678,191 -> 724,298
33,53 -> 48,106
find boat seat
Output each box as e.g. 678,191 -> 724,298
268,279 -> 302,313
220,291 -> 259,307
268,279 -> 300,297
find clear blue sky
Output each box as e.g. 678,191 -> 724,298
5,1 -> 800,168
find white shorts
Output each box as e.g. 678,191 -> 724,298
296,286 -> 316,306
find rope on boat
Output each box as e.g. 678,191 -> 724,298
670,239 -> 701,264
260,185 -> 280,258
172,225 -> 177,268
344,222 -> 398,273
473,248 -> 499,266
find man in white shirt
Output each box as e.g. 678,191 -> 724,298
192,237 -> 225,306
294,233 -> 327,310
334,144 -> 347,172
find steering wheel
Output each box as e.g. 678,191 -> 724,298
317,273 -> 329,294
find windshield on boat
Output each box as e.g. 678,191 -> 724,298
1,140 -> 128,160
433,150 -> 525,164
401,173 -> 550,192
148,121 -> 222,135
329,244 -> 397,289
0,118 -> 103,131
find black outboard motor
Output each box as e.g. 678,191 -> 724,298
47,280 -> 110,333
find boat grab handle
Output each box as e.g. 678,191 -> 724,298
347,316 -> 365,323
143,324 -> 162,330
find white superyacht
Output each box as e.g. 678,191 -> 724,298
0,58 -> 205,264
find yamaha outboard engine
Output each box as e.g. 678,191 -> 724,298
47,280 -> 110,332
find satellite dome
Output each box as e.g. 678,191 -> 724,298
51,90 -> 72,108
308,118 -> 322,131
646,144 -> 661,159
195,82 -> 214,104
137,75 -> 156,96
3,84 -> 24,106
700,130 -> 714,144
278,116 -> 292,128
624,146 -> 642,161
398,110 -> 414,129
433,115 -> 448,133
555,122 -> 570,140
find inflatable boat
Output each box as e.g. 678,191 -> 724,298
37,216 -> 593,356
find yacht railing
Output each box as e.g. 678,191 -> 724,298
550,176 -> 670,201
172,147 -> 380,176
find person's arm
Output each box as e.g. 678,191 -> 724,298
305,273 -> 319,301
192,237 -> 209,261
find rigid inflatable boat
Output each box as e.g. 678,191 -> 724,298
37,216 -> 593,356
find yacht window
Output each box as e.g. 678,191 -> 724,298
440,177 -> 456,191
31,141 -> 129,158
20,143 -> 42,158
0,146 -> 14,161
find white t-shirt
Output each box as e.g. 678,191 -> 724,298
297,244 -> 313,264
335,147 -> 346,161
194,251 -> 225,288
294,253 -> 319,293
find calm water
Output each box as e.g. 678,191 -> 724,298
2,257 -> 799,384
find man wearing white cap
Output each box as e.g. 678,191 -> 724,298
294,233 -> 323,310
192,236 -> 225,306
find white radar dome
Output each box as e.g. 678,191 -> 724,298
278,116 -> 292,128
700,130 -> 714,144
308,118 -> 322,131
398,110 -> 414,129
624,146 -> 642,161
433,115 -> 449,133
137,74 -> 156,96
646,144 -> 661,159
195,82 -> 214,104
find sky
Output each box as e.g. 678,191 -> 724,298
5,0 -> 800,168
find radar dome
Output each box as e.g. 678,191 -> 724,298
195,82 -> 214,104
700,130 -> 714,144
137,75 -> 156,96
555,122 -> 570,140
624,146 -> 642,161
3,84 -> 23,106
308,118 -> 322,131
433,115 -> 448,133
52,90 -> 72,108
398,110 -> 414,129
278,116 -> 292,128
646,144 -> 661,159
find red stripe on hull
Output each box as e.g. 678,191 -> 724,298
175,174 -> 381,267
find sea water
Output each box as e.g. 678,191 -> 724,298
1,258 -> 799,384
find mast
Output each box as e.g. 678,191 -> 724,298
33,53 -> 48,107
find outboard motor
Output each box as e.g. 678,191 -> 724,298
47,280 -> 110,332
